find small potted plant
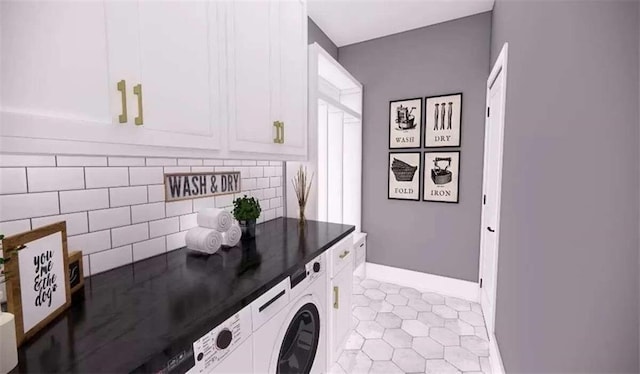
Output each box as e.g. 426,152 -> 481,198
232,195 -> 261,238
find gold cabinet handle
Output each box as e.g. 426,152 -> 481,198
273,121 -> 281,143
333,286 -> 339,309
133,83 -> 143,126
339,250 -> 350,259
117,80 -> 127,123
280,121 -> 285,144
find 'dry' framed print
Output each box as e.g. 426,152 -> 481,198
424,93 -> 462,147
2,221 -> 71,345
388,152 -> 421,201
389,98 -> 422,149
423,151 -> 460,203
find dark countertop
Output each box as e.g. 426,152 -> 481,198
12,218 -> 355,373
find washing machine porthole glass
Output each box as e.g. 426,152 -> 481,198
276,303 -> 320,374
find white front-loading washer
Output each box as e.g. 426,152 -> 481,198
252,254 -> 327,374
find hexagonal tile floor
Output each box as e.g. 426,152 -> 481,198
330,277 -> 492,373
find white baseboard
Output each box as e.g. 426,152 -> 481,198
489,333 -> 506,374
365,262 -> 479,302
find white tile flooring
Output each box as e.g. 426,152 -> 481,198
330,277 -> 492,374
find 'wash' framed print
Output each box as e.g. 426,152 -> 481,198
389,98 -> 422,149
3,221 -> 71,346
423,151 -> 460,203
388,152 -> 421,201
424,93 -> 462,147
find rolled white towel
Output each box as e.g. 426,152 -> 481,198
185,227 -> 223,255
197,208 -> 233,232
222,223 -> 242,248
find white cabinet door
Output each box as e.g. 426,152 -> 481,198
0,1 -> 112,139
331,265 -> 353,361
227,0 -> 307,157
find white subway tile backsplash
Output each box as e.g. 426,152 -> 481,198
191,167 -> 215,173
276,207 -> 283,217
86,167 -> 129,188
215,167 -> 234,173
179,213 -> 198,231
28,167 -> 84,192
0,192 -> 59,221
257,161 -> 270,166
0,219 -> 31,236
111,223 -> 149,247
0,168 -> 27,194
60,189 -> 109,213
166,200 -> 192,217
89,207 -> 131,231
269,197 -> 282,208
57,156 -> 107,167
133,237 -> 166,261
146,158 -> 177,166
264,208 -> 276,221
203,159 -> 224,166
166,231 -> 188,251
249,167 -> 264,178
269,177 -> 281,188
215,194 -> 234,208
256,178 -> 269,189
110,186 -> 148,207
193,197 -> 215,211
275,167 -> 282,177
149,217 -> 179,238
130,167 -> 163,185
270,161 -> 282,166
261,199 -> 270,210
223,160 -> 242,166
68,230 -> 111,254
131,202 -> 165,224
83,255 -> 91,277
242,178 -> 256,190
178,158 -> 203,166
263,167 -> 276,177
32,212 -> 88,236
147,185 -> 165,203
0,154 -> 56,167
264,188 -> 276,199
164,166 -> 190,174
108,157 -> 145,167
90,245 -> 132,275
276,187 -> 283,197
250,189 -> 264,200
242,160 -> 257,166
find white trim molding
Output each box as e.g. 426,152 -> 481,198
364,262 -> 479,302
489,333 -> 506,374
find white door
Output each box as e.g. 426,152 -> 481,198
479,43 -> 509,336
331,266 -> 353,361
0,1 -> 112,138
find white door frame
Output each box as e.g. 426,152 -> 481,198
478,43 -> 509,336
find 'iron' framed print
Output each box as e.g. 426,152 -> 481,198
424,93 -> 462,147
423,151 -> 460,203
389,98 -> 422,149
388,152 -> 421,201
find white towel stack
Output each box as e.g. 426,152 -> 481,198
186,208 -> 242,254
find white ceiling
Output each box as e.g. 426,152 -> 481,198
308,0 -> 494,47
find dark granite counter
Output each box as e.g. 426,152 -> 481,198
11,218 -> 355,373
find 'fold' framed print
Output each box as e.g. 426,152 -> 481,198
423,151 -> 460,203
424,93 -> 462,147
388,152 -> 421,201
389,98 -> 422,149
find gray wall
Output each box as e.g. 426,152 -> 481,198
490,0 -> 640,372
308,17 -> 338,60
338,13 -> 491,282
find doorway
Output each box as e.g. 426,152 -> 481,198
479,43 -> 509,337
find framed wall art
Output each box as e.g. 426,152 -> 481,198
388,152 -> 421,201
2,221 -> 71,345
389,98 -> 422,149
423,151 -> 460,203
424,93 -> 462,147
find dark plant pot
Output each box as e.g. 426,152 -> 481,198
239,219 -> 257,239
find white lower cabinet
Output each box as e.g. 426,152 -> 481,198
327,234 -> 354,365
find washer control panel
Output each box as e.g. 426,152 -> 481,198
188,306 -> 251,373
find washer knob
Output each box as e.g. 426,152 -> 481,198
313,262 -> 321,273
216,329 -> 233,350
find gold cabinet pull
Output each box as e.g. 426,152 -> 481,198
117,80 -> 127,123
280,121 -> 285,144
339,250 -> 350,259
273,121 -> 281,143
333,286 -> 339,309
133,83 -> 143,126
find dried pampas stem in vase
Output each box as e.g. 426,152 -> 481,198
292,166 -> 314,225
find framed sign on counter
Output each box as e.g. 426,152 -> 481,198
389,98 -> 422,149
2,221 -> 71,346
388,152 -> 421,201
424,93 -> 462,147
423,151 -> 460,203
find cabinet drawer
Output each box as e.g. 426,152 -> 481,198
330,234 -> 353,278
251,278 -> 290,331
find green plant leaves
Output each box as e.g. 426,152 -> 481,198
232,195 -> 262,221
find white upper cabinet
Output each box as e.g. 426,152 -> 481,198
0,0 -> 307,160
227,0 -> 307,158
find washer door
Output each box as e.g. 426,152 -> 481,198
276,303 -> 321,374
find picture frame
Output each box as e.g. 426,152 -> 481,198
423,151 -> 461,203
389,98 -> 423,149
2,221 -> 71,346
424,93 -> 463,148
388,152 -> 421,201
67,251 -> 84,295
